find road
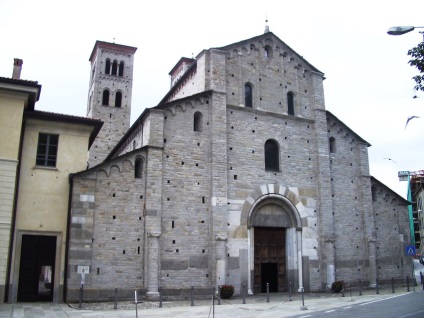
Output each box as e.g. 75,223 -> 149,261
291,292 -> 424,318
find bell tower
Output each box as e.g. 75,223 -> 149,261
87,40 -> 137,167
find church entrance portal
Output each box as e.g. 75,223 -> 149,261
17,235 -> 56,302
254,227 -> 286,293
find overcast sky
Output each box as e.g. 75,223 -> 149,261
1,0 -> 423,198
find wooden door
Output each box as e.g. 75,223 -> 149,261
254,227 -> 286,293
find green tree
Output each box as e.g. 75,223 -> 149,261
407,32 -> 424,93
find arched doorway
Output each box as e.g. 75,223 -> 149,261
247,192 -> 303,294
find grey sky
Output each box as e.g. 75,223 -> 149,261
1,0 -> 423,197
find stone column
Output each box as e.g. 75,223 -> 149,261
215,235 -> 227,287
297,229 -> 303,290
146,231 -> 161,300
368,236 -> 377,287
325,235 -> 336,289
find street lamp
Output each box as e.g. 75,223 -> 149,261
387,26 -> 424,35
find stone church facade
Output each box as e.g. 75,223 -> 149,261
66,31 -> 410,301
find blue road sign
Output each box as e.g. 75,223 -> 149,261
406,245 -> 416,256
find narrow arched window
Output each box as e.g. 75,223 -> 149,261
119,61 -> 124,76
115,91 -> 122,108
287,92 -> 294,115
371,186 -> 377,202
133,140 -> 136,150
329,137 -> 336,153
105,59 -> 111,74
135,157 -> 143,178
102,90 -> 110,106
264,45 -> 272,58
245,83 -> 253,108
111,60 -> 118,75
194,112 -> 203,132
265,139 -> 279,172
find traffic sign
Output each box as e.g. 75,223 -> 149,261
405,245 -> 416,256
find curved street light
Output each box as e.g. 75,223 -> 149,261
387,26 -> 424,35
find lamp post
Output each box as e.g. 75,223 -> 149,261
387,26 -> 424,36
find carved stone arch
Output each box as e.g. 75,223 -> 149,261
96,168 -> 109,178
232,49 -> 238,55
164,108 -> 174,117
122,158 -> 134,172
185,101 -> 194,109
175,104 -> 185,113
248,196 -> 302,230
241,184 -> 304,228
194,98 -> 203,107
109,164 -> 121,175
242,47 -> 248,55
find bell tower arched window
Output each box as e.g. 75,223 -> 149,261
119,61 -> 124,76
287,92 -> 294,115
115,91 -> 122,108
111,60 -> 118,76
102,89 -> 110,106
105,59 -> 111,74
245,83 -> 253,108
265,139 -> 279,172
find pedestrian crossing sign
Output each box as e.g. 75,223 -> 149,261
405,245 -> 416,256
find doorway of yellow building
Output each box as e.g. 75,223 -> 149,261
17,235 -> 56,302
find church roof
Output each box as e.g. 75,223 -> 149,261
214,32 -> 324,75
89,40 -> 137,62
326,110 -> 371,147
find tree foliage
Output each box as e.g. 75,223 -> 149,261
407,32 -> 424,93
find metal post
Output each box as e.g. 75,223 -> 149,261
289,281 -> 292,301
301,287 -> 305,307
266,283 -> 270,302
79,285 -> 83,308
242,283 -> 246,304
114,287 -> 118,309
135,289 -> 138,318
212,294 -> 215,318
191,285 -> 194,306
359,279 -> 362,296
392,277 -> 395,293
349,283 -> 352,301
376,278 -> 379,294
407,276 -> 410,292
218,285 -> 221,305
341,282 -> 345,297
159,285 -> 163,308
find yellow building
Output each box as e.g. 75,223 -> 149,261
0,59 -> 102,303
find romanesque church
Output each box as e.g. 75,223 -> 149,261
66,29 -> 410,301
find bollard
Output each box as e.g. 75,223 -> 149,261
159,285 -> 163,308
407,276 -> 410,292
266,283 -> 270,302
376,278 -> 379,294
289,281 -> 292,301
114,287 -> 118,309
191,285 -> 194,306
212,294 -> 215,317
391,277 -> 395,293
341,282 -> 345,297
300,287 -> 307,310
349,283 -> 352,301
79,285 -> 83,308
358,279 -> 362,296
242,283 -> 246,304
218,285 -> 221,305
135,290 -> 138,318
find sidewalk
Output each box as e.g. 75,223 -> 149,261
1,287 -> 419,318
